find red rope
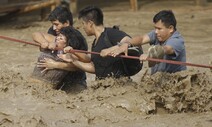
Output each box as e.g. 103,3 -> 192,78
0,35 -> 40,47
1,35 -> 212,69
146,58 -> 212,69
71,49 -> 212,69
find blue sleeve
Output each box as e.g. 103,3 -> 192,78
147,30 -> 157,45
166,38 -> 185,58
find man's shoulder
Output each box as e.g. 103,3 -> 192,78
171,31 -> 183,39
167,31 -> 184,43
71,27 -> 85,37
105,27 -> 129,37
105,27 -> 119,32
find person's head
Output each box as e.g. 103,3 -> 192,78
56,26 -> 82,49
48,6 -> 73,34
153,10 -> 177,42
78,6 -> 104,36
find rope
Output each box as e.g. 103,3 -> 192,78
0,35 -> 212,69
69,49 -> 212,69
0,35 -> 40,47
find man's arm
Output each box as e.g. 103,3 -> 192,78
163,45 -> 175,55
130,34 -> 150,46
101,34 -> 150,57
32,32 -> 56,49
37,58 -> 78,73
72,60 -> 95,74
71,52 -> 91,63
120,34 -> 150,49
50,61 -> 78,71
56,52 -> 92,72
100,36 -> 131,57
58,51 -> 94,73
63,46 -> 91,63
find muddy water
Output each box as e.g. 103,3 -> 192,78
0,67 -> 211,126
0,1 -> 212,126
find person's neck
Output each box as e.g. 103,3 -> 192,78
94,25 -> 105,40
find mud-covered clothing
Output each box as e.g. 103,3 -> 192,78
32,26 -> 88,89
148,30 -> 187,74
91,28 -> 130,79
31,50 -> 69,85
49,26 -> 88,86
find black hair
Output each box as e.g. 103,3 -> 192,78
60,26 -> 87,50
153,10 -> 177,30
48,6 -> 73,26
78,5 -> 103,26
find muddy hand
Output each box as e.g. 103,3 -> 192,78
100,48 -> 113,57
37,61 -> 49,74
58,53 -> 74,62
37,58 -> 57,73
40,42 -> 49,49
139,54 -> 148,64
147,45 -> 165,67
64,46 -> 73,53
110,43 -> 129,57
48,42 -> 57,50
148,45 -> 165,59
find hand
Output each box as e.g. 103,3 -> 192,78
64,46 -> 73,53
48,42 -> 56,50
110,43 -> 129,57
139,54 -> 148,64
100,43 -> 129,57
37,58 -> 57,73
100,48 -> 113,57
57,53 -> 75,62
40,42 -> 49,49
148,45 -> 165,59
147,45 -> 165,67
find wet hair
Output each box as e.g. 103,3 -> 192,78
60,26 -> 87,50
153,10 -> 177,30
48,6 -> 73,26
78,5 -> 103,26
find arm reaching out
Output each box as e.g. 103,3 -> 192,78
58,53 -> 94,73
101,34 -> 150,57
72,60 -> 95,74
37,58 -> 78,73
32,32 -> 56,50
64,46 -> 91,63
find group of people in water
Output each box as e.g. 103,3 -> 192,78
31,5 -> 187,93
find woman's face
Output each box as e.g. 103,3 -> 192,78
55,33 -> 67,49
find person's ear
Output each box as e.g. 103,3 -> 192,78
64,20 -> 70,27
169,25 -> 174,33
88,20 -> 94,27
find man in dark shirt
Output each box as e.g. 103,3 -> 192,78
59,6 -> 142,79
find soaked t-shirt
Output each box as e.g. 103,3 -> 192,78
91,27 -> 130,79
148,30 -> 187,74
